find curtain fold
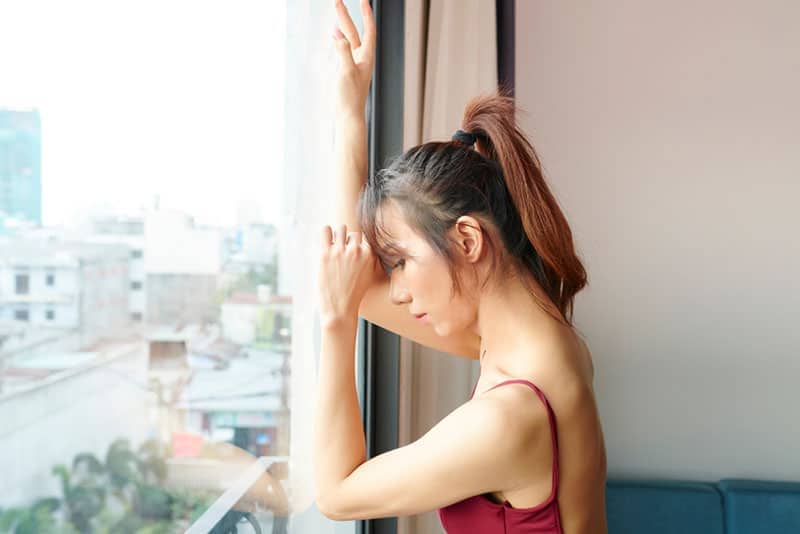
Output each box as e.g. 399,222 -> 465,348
400,1 -> 498,533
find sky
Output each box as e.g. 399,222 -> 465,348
0,0 -> 287,227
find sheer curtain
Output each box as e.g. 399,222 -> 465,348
400,1 -> 498,533
282,1 -> 359,533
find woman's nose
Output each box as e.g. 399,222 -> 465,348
389,277 -> 411,305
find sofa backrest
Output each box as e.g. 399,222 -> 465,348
718,479 -> 800,534
606,479 -> 724,534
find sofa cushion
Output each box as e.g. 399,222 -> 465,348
718,478 -> 800,534
606,479 -> 724,534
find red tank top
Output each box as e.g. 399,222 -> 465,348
437,378 -> 563,534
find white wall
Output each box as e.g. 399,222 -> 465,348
516,0 -> 800,480
0,344 -> 153,507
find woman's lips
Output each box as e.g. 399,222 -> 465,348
414,313 -> 427,321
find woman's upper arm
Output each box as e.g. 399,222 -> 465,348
357,277 -> 481,360
318,397 -> 534,520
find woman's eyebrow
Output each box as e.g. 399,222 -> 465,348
379,239 -> 407,255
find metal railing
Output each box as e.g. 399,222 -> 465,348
186,456 -> 290,534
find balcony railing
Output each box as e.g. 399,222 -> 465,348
186,455 -> 290,534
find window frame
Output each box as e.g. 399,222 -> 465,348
358,1 -> 404,533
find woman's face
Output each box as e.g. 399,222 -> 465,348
377,201 -> 482,337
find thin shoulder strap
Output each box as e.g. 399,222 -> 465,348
481,379 -> 561,498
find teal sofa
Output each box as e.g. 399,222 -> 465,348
606,478 -> 800,534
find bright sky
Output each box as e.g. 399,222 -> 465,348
0,0 -> 286,227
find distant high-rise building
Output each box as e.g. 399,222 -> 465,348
0,110 -> 42,225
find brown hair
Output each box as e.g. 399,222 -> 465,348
358,91 -> 587,326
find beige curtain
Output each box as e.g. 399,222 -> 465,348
399,1 -> 498,533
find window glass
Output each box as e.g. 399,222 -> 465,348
14,274 -> 29,295
0,1 -> 358,532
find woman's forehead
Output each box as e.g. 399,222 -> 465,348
376,203 -> 413,245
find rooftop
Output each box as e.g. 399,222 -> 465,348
0,238 -> 130,268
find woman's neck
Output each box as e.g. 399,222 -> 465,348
474,275 -> 569,376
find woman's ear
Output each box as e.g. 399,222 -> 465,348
453,215 -> 484,264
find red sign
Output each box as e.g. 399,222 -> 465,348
171,431 -> 204,458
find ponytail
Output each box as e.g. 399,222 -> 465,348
461,92 -> 587,324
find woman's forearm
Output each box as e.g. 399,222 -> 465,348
313,318 -> 366,506
335,115 -> 368,230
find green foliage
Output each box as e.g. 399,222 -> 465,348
132,483 -> 173,520
168,488 -> 214,524
3,438 -> 213,534
136,440 -> 169,484
0,497 -> 75,534
105,439 -> 139,491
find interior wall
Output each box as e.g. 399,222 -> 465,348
515,0 -> 800,480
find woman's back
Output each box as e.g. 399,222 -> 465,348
460,335 -> 607,533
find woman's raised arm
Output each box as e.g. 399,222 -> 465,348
332,0 -> 375,230
331,1 -> 480,359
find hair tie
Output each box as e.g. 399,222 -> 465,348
452,129 -> 476,147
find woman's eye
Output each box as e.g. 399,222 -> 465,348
384,258 -> 404,274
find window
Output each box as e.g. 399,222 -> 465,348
15,273 -> 29,295
0,2 -> 360,533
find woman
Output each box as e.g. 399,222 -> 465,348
314,1 -> 607,532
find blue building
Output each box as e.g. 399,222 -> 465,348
0,109 -> 42,229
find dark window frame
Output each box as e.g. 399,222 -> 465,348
359,1 -> 404,533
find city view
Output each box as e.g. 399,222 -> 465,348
1,109 -> 293,533
0,1 -> 343,532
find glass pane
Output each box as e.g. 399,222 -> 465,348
0,1 -> 360,532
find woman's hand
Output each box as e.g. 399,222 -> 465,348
332,0 -> 376,120
318,224 -> 377,327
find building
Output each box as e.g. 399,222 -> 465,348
0,239 -> 131,348
144,209 -> 223,325
80,215 -> 147,323
143,322 -> 287,457
0,110 -> 41,227
220,288 -> 291,348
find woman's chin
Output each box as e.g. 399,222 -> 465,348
432,321 -> 447,336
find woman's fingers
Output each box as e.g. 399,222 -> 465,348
360,0 -> 376,57
333,27 -> 356,72
334,0 -> 362,50
336,224 -> 348,251
322,225 -> 368,253
346,231 -> 362,246
321,225 -> 333,248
